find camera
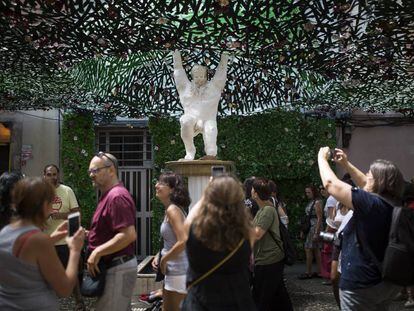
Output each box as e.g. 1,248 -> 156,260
319,231 -> 335,243
211,165 -> 225,177
328,148 -> 336,161
319,231 -> 343,248
328,148 -> 337,161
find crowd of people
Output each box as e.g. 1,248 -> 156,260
0,152 -> 137,310
0,148 -> 413,310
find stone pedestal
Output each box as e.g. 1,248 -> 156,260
165,160 -> 235,209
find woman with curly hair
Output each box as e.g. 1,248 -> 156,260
151,172 -> 190,311
182,175 -> 255,311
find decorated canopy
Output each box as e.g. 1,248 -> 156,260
1,0 -> 413,116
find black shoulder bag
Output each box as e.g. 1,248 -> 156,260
155,238 -> 165,282
80,260 -> 107,297
269,208 -> 297,266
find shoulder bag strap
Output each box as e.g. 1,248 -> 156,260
187,238 -> 244,290
14,229 -> 39,257
310,200 -> 316,214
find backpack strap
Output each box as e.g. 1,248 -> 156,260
370,193 -> 402,240
14,229 -> 39,258
355,193 -> 400,272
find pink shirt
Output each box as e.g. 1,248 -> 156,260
88,183 -> 136,263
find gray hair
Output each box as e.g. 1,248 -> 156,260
370,159 -> 404,200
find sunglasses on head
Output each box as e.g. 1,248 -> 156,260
96,151 -> 117,167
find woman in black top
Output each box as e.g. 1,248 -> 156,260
182,175 -> 255,311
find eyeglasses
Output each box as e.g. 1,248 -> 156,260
88,165 -> 111,175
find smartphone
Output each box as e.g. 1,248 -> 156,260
68,212 -> 80,237
329,148 -> 337,161
211,165 -> 225,177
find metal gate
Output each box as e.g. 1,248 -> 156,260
96,126 -> 153,259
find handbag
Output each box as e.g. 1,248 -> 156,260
80,261 -> 107,297
187,238 -> 244,290
300,201 -> 315,235
154,250 -> 165,282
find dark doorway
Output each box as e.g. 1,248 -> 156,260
0,144 -> 10,175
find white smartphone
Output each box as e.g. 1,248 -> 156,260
68,212 -> 80,237
211,165 -> 225,177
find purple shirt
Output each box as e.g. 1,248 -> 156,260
88,183 -> 136,263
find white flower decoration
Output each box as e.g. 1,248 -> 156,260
73,136 -> 78,141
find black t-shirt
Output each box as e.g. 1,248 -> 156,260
183,227 -> 255,310
186,226 -> 251,284
340,188 -> 393,290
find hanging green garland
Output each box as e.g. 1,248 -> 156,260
61,112 -> 96,228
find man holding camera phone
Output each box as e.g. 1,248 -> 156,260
43,164 -> 85,310
87,152 -> 137,311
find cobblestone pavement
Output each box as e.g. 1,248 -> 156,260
60,264 -> 407,310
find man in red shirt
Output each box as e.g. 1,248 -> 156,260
87,152 -> 137,311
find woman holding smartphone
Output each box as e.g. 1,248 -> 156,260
0,177 -> 85,310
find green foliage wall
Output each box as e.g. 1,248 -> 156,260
62,112 -> 96,228
149,110 -> 336,253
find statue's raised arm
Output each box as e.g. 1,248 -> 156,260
211,52 -> 229,91
173,50 -> 190,93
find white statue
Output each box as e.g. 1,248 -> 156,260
173,50 -> 229,160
